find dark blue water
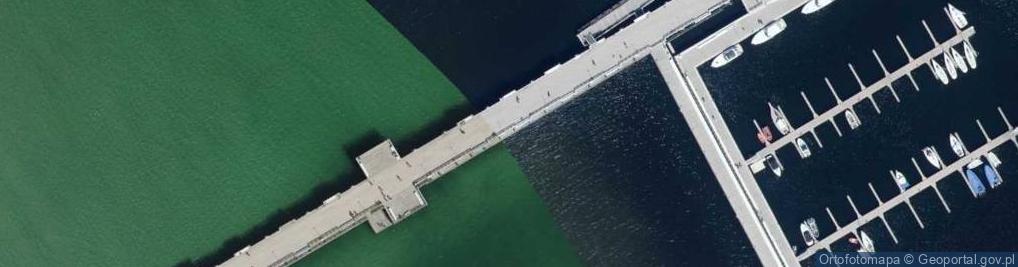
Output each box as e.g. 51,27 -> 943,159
371,0 -> 1018,265
368,0 -> 616,108
504,58 -> 760,266
696,0 -> 1018,263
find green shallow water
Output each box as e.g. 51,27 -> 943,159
0,0 -> 578,266
298,145 -> 581,267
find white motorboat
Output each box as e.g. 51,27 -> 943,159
966,158 -> 985,170
963,41 -> 977,69
929,59 -> 949,85
795,138 -> 811,158
712,44 -> 744,68
752,19 -> 787,45
943,53 -> 958,80
858,231 -> 875,253
800,218 -> 819,246
923,146 -> 942,169
846,109 -> 861,129
769,102 -> 793,135
892,170 -> 911,192
987,151 -> 1002,168
950,132 -> 967,157
948,3 -> 969,29
951,47 -> 968,73
801,0 -> 835,15
765,154 -> 783,177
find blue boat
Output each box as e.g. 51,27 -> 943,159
965,169 -> 987,197
984,164 -> 1003,189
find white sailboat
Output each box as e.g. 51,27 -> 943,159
948,3 -> 969,29
963,41 -> 977,69
858,231 -> 875,253
943,53 -> 958,80
801,0 -> 835,15
951,47 -> 968,73
752,19 -> 787,45
929,59 -> 949,85
950,132 -> 967,158
923,146 -> 943,169
712,44 -> 744,68
846,109 -> 861,129
765,154 -> 783,177
769,102 -> 793,135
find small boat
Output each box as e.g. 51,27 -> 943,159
751,19 -> 787,45
965,168 -> 987,197
987,151 -> 1001,168
712,44 -> 744,68
851,231 -> 875,253
765,154 -> 783,177
800,217 -> 819,246
923,146 -> 942,169
929,59 -> 949,85
966,158 -> 984,170
984,164 -> 1002,189
757,126 -> 774,145
951,47 -> 968,73
796,138 -> 811,158
846,109 -> 861,129
769,102 -> 793,135
892,170 -> 910,192
943,53 -> 958,80
963,41 -> 977,69
801,0 -> 835,15
950,132 -> 966,157
948,3 -> 969,29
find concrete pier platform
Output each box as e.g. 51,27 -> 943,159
577,0 -> 659,46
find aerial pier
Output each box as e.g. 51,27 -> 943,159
798,109 -> 1018,261
576,0 -> 659,46
745,26 -> 977,167
220,0 -> 739,266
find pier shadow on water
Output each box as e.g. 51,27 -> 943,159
175,103 -> 475,267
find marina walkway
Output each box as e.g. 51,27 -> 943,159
745,26 -> 977,165
220,0 -> 734,266
576,0 -> 658,46
796,109 -> 1018,261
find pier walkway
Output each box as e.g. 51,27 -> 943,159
220,0 -> 734,266
576,0 -> 658,46
745,26 -> 977,165
796,109 -> 1018,261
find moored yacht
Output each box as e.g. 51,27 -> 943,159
951,47 -> 968,73
769,102 -> 793,135
712,44 -> 744,68
801,0 -> 835,15
950,132 -> 967,157
765,154 -> 784,177
846,109 -> 861,129
752,19 -> 787,45
850,231 -> 875,253
796,138 -> 811,158
923,146 -> 942,169
929,59 -> 949,85
948,4 -> 969,29
984,164 -> 1003,189
892,170 -> 910,192
963,41 -> 977,69
943,53 -> 958,80
800,217 -> 819,246
987,151 -> 1002,168
965,168 -> 987,197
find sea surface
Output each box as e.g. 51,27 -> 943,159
376,0 -> 1018,265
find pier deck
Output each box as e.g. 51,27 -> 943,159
745,27 -> 977,166
220,0 -> 734,266
576,0 -> 659,46
796,110 -> 1018,261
